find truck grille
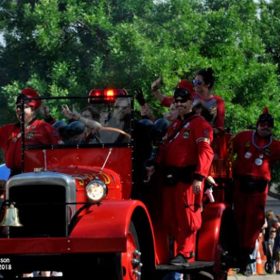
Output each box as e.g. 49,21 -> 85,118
9,185 -> 67,237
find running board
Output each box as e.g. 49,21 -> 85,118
156,261 -> 214,272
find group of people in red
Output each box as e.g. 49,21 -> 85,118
143,67 -> 280,278
1,67 -> 280,278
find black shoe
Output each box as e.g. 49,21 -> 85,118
241,270 -> 252,277
170,254 -> 189,266
221,252 -> 239,267
239,255 -> 256,268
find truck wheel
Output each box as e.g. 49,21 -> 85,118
121,222 -> 142,280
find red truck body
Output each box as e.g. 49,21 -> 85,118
0,93 -> 230,279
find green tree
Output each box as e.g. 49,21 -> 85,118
259,0 -> 280,72
0,0 -> 280,136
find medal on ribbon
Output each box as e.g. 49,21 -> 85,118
244,152 -> 252,159
255,158 -> 263,166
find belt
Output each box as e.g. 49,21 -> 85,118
162,165 -> 196,186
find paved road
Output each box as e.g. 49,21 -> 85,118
266,194 -> 280,214
266,183 -> 280,214
228,274 -> 280,279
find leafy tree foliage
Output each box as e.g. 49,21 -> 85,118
0,0 -> 279,135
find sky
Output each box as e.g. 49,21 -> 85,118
0,32 -> 4,46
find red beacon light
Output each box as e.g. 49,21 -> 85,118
104,89 -> 115,102
88,88 -> 127,103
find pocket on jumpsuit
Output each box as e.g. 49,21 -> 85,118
186,204 -> 202,232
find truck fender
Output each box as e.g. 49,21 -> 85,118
196,202 -> 226,261
70,200 -> 155,254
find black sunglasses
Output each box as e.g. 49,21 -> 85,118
174,97 -> 191,103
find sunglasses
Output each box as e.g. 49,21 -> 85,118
174,97 -> 191,103
192,79 -> 203,86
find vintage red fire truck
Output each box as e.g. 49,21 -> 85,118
0,90 -> 232,279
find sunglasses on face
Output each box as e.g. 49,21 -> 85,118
174,97 -> 191,103
192,79 -> 203,86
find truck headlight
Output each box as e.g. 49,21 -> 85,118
86,179 -> 108,202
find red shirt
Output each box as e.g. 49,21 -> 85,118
232,130 -> 280,181
0,119 -> 60,170
157,114 -> 214,178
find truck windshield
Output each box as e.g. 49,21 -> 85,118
23,95 -> 132,148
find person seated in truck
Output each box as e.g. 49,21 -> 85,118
61,104 -> 103,144
79,106 -> 101,141
58,120 -> 87,145
133,89 -> 177,189
0,88 -> 60,176
103,97 -> 132,143
61,101 -> 131,144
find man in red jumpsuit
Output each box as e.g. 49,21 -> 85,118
0,88 -> 60,176
231,108 -> 280,270
154,87 -> 214,265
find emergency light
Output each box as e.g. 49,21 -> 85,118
88,88 -> 127,103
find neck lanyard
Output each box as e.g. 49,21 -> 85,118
251,131 -> 272,151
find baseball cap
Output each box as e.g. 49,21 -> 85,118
16,88 -> 41,109
173,87 -> 192,102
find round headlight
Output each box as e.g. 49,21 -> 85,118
86,179 -> 107,202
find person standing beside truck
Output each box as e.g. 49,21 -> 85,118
231,108 -> 280,272
147,86 -> 214,265
0,88 -> 60,176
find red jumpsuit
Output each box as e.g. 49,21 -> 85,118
0,119 -> 60,173
232,130 -> 280,254
157,113 -> 214,258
